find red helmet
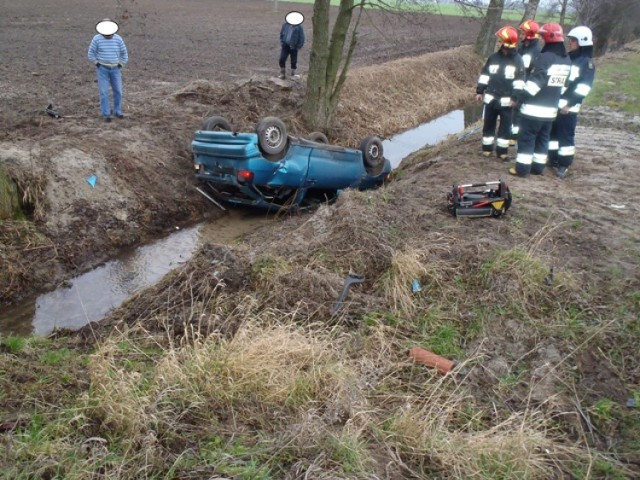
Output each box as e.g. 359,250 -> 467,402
495,26 -> 519,48
540,23 -> 564,43
519,20 -> 540,40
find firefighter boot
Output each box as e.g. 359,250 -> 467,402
279,68 -> 286,80
556,167 -> 569,179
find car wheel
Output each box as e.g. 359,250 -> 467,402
360,136 -> 384,173
256,116 -> 288,156
202,116 -> 232,131
306,132 -> 328,144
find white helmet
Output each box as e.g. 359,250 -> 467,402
567,26 -> 593,46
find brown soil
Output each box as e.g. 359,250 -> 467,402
0,0 -> 480,305
2,1 -> 640,475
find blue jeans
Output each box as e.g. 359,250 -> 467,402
96,65 -> 123,117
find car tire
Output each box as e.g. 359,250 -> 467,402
256,116 -> 288,156
306,132 -> 329,144
360,136 -> 384,174
202,116 -> 232,131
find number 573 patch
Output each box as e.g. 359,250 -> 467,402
548,75 -> 567,86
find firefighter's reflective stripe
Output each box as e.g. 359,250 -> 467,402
478,74 -> 490,85
496,138 -> 510,148
533,153 -> 547,164
522,54 -> 532,69
513,79 -> 525,91
483,93 -> 495,104
516,152 -> 533,165
482,136 -> 495,146
569,65 -> 580,81
520,103 -> 558,119
575,83 -> 592,96
499,97 -> 512,107
548,140 -> 559,150
511,125 -> 520,135
559,146 -> 576,156
524,81 -> 541,96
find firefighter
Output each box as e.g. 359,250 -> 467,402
510,23 -> 571,177
475,26 -> 525,161
511,20 -> 542,143
548,26 -> 596,178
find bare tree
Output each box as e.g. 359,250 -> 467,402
302,0 -> 365,131
302,0 -> 438,131
470,0 -> 505,57
520,0 -> 540,22
571,0 -> 640,54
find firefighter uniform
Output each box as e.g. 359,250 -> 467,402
476,45 -> 525,159
512,35 -> 542,139
512,24 -> 571,177
548,29 -> 596,178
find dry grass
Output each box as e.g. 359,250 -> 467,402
338,45 -> 483,144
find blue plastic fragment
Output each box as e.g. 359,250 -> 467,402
87,175 -> 97,188
412,279 -> 421,293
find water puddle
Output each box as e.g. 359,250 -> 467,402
0,209 -> 268,337
384,104 -> 483,168
0,105 -> 482,338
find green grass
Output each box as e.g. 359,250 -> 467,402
271,0 -> 564,22
586,49 -> 640,114
2,336 -> 26,353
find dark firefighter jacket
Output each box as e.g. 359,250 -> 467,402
559,46 -> 596,113
518,38 -> 542,77
519,42 -> 571,121
476,48 -> 526,109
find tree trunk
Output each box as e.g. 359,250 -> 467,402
520,0 -> 540,22
559,0 -> 569,25
474,0 -> 505,58
302,0 -> 363,132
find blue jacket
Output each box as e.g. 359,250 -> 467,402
280,23 -> 304,50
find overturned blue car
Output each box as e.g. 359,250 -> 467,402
192,116 -> 391,210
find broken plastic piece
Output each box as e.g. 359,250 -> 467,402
411,279 -> 421,293
86,175 -> 97,188
409,347 -> 455,374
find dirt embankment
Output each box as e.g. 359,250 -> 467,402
0,2 -> 479,303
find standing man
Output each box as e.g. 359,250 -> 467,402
475,26 -> 525,161
548,26 -> 596,179
279,11 -> 305,80
510,23 -> 571,177
512,20 -> 542,143
88,19 -> 128,123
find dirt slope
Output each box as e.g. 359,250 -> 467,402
0,0 -> 483,306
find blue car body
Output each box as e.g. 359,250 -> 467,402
192,130 -> 391,209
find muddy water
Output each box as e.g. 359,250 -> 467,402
0,105 -> 483,338
0,209 -> 269,337
383,104 -> 483,168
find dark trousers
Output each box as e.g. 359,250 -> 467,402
482,103 -> 513,156
548,113 -> 578,168
511,108 -> 520,140
514,116 -> 552,176
279,44 -> 298,70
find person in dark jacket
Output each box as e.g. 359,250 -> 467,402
475,26 -> 525,160
510,23 -> 571,177
279,11 -> 305,80
548,26 -> 596,178
511,20 -> 542,143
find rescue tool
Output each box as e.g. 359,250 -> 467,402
447,179 -> 511,217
